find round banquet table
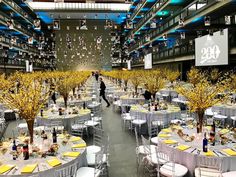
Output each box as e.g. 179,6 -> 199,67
158,127 -> 236,176
36,110 -> 91,133
130,105 -> 181,127
212,104 -> 236,117
57,97 -> 92,107
120,96 -> 145,105
0,135 -> 87,176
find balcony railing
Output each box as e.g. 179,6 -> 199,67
128,0 -> 221,53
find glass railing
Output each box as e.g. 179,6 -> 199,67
2,0 -> 34,24
128,0 -> 218,52
0,12 -> 37,40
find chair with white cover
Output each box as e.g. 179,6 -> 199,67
160,152 -> 188,177
76,147 -> 104,177
54,163 -> 77,177
194,156 -> 222,177
222,171 -> 236,177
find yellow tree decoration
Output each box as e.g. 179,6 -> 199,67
165,69 -> 180,84
176,75 -> 228,133
129,70 -> 143,94
0,72 -> 49,143
142,70 -> 166,100
187,67 -> 205,87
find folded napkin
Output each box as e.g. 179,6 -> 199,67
163,140 -> 178,144
222,149 -> 236,156
162,129 -> 171,133
47,158 -> 62,167
0,164 -> 15,174
70,137 -> 81,142
71,143 -> 86,148
204,151 -> 215,156
219,129 -> 230,134
21,164 -> 38,174
63,152 -> 80,157
158,134 -> 171,138
176,145 -> 191,151
58,134 -> 65,139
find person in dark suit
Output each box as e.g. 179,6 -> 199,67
95,71 -> 99,82
100,78 -> 110,107
143,84 -> 152,101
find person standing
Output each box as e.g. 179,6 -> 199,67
95,71 -> 99,82
100,78 -> 110,107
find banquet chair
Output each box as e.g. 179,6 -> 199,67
76,147 -> 104,177
194,156 -> 222,177
86,127 -> 106,155
71,120 -> 87,138
54,162 -> 77,177
45,120 -> 64,133
222,171 -> 236,177
160,152 -> 188,177
141,135 -> 157,177
120,105 -> 134,130
131,115 -> 147,134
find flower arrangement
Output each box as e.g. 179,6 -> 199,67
176,67 -> 229,133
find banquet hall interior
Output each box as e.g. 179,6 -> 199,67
1,0 -> 236,177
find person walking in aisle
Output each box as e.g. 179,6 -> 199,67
95,71 -> 99,82
100,78 -> 110,107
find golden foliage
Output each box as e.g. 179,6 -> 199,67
187,67 -> 205,86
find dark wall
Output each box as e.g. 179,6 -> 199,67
55,20 -> 113,71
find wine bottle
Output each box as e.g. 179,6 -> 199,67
52,128 -> 57,143
12,139 -> 17,160
203,132 -> 208,152
23,142 -> 29,160
40,109 -> 43,117
83,102 -> 86,109
154,103 -> 158,111
210,121 -> 216,146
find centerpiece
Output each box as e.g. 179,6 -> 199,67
176,67 -> 229,133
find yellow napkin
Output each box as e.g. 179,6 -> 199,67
58,134 -> 65,139
172,125 -> 183,130
47,158 -> 62,167
158,134 -> 171,138
21,164 -> 38,174
205,126 -> 211,131
71,143 -> 86,148
204,151 -> 215,156
219,129 -> 230,134
188,125 -> 194,129
176,145 -> 191,151
0,164 -> 15,174
162,129 -> 171,133
163,140 -> 178,144
70,137 -> 81,142
222,149 -> 236,156
63,152 -> 80,157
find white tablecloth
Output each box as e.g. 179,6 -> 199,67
120,97 -> 145,105
36,111 -> 91,133
212,104 -> 236,117
130,105 -> 181,126
158,128 -> 236,176
0,135 -> 87,176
